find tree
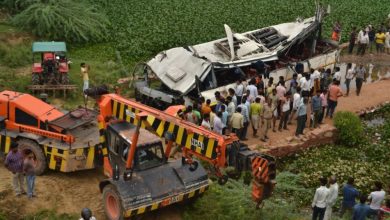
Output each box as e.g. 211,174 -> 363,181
11,0 -> 110,43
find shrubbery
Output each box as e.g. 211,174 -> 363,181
183,172 -> 306,220
333,111 -> 363,147
10,0 -> 110,43
0,43 -> 31,68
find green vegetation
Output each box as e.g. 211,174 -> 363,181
11,0 -> 110,43
0,209 -> 77,220
284,105 -> 390,197
91,0 -> 389,63
23,209 -> 77,220
333,111 -> 364,147
185,105 -> 390,219
184,172 -> 309,220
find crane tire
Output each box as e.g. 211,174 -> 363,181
17,139 -> 47,175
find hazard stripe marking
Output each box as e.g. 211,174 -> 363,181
125,185 -> 208,217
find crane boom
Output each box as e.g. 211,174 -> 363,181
96,92 -> 276,210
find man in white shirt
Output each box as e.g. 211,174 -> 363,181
368,181 -> 386,219
213,112 -> 224,134
345,63 -> 355,96
300,74 -> 311,98
288,87 -> 301,124
312,177 -> 330,220
226,96 -> 236,121
238,97 -> 250,140
247,80 -> 258,103
333,67 -> 342,82
235,79 -> 244,104
324,176 -> 339,220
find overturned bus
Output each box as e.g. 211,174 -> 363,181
135,5 -> 340,109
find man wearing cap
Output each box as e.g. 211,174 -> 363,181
4,142 -> 25,196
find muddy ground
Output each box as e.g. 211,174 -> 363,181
0,54 -> 389,220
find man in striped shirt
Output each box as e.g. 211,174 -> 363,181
4,142 -> 25,196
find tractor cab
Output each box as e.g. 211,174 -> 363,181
32,41 -> 70,85
105,121 -> 166,174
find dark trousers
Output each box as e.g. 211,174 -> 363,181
236,96 -> 242,105
240,121 -> 249,139
327,100 -> 337,118
313,109 -> 321,128
345,78 -> 351,95
356,78 -> 364,95
348,42 -> 355,54
357,43 -> 367,56
319,106 -> 326,123
278,110 -> 290,130
312,206 -> 326,220
368,208 -> 379,219
296,114 -> 307,135
302,90 -> 310,98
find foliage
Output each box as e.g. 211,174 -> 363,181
285,141 -> 390,196
273,172 -> 313,207
89,0 -> 389,64
283,105 -> 390,202
23,209 -> 77,220
183,172 -> 307,220
333,111 -> 363,147
0,43 -> 31,68
0,0 -> 36,14
11,0 -> 110,43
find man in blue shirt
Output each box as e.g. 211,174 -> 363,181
353,195 -> 370,220
340,177 -> 360,217
311,90 -> 322,128
4,142 -> 26,196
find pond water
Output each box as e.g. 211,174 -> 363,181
337,63 -> 390,92
364,117 -> 386,127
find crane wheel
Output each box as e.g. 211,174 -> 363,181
217,175 -> 228,185
189,161 -> 198,172
103,184 -> 124,220
17,139 -> 47,175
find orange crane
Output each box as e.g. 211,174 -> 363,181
0,90 -> 100,174
0,89 -> 276,219
95,92 -> 276,219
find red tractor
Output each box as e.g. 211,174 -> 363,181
32,41 -> 70,85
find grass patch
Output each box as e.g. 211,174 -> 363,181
23,209 -> 77,220
183,172 -> 308,220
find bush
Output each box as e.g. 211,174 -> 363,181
333,111 -> 363,147
183,173 -> 306,220
0,43 -> 31,68
11,0 -> 110,43
0,0 -> 36,14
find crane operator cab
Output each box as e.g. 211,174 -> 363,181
105,121 -> 165,174
100,120 -> 209,219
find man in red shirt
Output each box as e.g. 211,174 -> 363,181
327,80 -> 343,118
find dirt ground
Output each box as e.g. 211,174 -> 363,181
0,54 -> 389,220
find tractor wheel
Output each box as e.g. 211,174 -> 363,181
61,73 -> 70,85
17,139 -> 47,175
32,74 -> 40,85
103,184 -> 124,220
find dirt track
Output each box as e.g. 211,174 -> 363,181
0,54 -> 389,220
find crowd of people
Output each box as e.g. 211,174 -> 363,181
347,20 -> 390,56
312,176 -> 390,220
181,64 -> 352,142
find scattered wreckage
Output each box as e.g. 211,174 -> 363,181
135,5 -> 340,109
